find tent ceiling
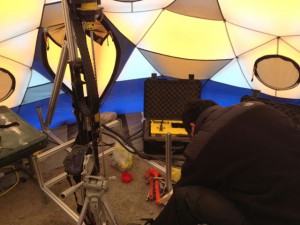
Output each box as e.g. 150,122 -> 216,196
167,0 -> 223,20
220,0 -> 300,36
139,49 -> 231,80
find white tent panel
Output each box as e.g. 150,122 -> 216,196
277,85 -> 300,99
90,35 -> 117,96
0,30 -> 38,67
278,39 -> 300,68
102,0 -> 132,12
281,41 -> 300,64
138,10 -> 234,59
281,36 -> 300,51
45,0 -> 61,3
105,10 -> 161,45
133,0 -> 175,11
226,23 -> 276,56
238,40 -> 281,95
0,57 -> 31,108
102,0 -> 174,12
0,0 -> 43,42
46,37 -> 72,90
117,48 -> 159,82
166,0 -> 223,20
29,70 -> 50,87
41,2 -> 64,28
139,49 -> 231,79
219,0 -> 300,36
211,59 -> 251,89
47,32 -> 117,97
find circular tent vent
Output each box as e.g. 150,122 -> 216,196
253,55 -> 300,91
0,68 -> 15,102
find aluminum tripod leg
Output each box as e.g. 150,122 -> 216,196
76,177 -> 119,225
77,195 -> 118,225
99,194 -> 119,225
78,196 -> 91,225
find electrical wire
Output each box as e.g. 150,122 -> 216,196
0,165 -> 19,197
124,127 -> 144,143
101,123 -> 185,167
128,133 -> 143,143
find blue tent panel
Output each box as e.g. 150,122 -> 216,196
12,93 -> 75,130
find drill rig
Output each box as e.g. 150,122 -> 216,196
56,1 -> 118,224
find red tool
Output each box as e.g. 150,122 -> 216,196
144,167 -> 161,204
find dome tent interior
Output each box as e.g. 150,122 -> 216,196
1,0 -> 300,129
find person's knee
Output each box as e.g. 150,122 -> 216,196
173,186 -> 246,225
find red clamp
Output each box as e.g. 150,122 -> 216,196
144,167 -> 161,204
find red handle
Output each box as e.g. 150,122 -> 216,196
154,179 -> 161,204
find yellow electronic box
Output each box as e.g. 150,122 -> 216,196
150,120 -> 188,136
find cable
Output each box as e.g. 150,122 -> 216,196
128,133 -> 143,143
0,165 -> 19,197
124,127 -> 144,143
101,123 -> 185,167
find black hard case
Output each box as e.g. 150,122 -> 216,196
143,76 -> 202,154
241,95 -> 300,129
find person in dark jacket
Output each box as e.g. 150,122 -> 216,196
151,99 -> 300,225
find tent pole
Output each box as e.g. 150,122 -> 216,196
165,132 -> 173,192
39,0 -> 79,129
62,0 -> 78,61
45,42 -> 69,127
